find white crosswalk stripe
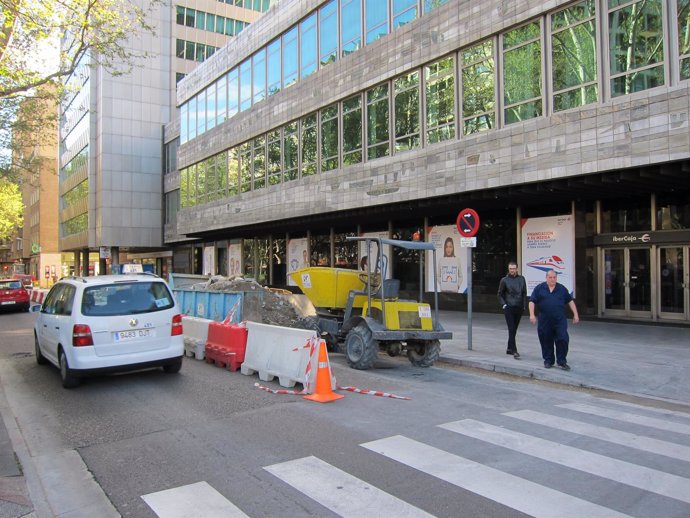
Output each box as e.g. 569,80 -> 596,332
439,418 -> 690,504
361,435 -> 632,518
505,409 -> 690,462
141,399 -> 690,518
557,403 -> 690,435
141,481 -> 249,518
264,455 -> 435,517
606,399 -> 690,420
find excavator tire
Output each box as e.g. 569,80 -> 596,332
406,339 -> 440,367
344,323 -> 378,370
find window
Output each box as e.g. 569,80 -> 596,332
551,0 -> 598,111
207,83 -> 217,131
393,0 -> 417,28
180,167 -> 189,207
185,8 -> 194,27
253,137 -> 266,190
176,6 -> 185,26
342,95 -> 363,166
188,96 -> 197,140
320,104 -> 339,171
239,58 -> 252,111
228,148 -> 239,197
268,130 -> 282,185
253,48 -> 266,105
176,39 -> 184,58
301,114 -> 317,177
196,90 -> 206,136
424,0 -> 449,14
608,0 -> 664,96
216,75 -> 227,126
365,0 -> 388,44
284,121 -> 299,181
503,22 -> 543,124
679,0 -> 690,80
394,71 -> 420,152
239,142 -> 252,193
267,39 -> 281,95
341,0 -> 362,56
283,27 -> 298,87
320,0 -> 338,67
367,83 -> 390,160
301,14 -> 318,79
195,10 -> 205,29
185,40 -> 194,60
206,14 -> 216,32
180,102 -> 188,143
196,161 -> 206,205
461,42 -> 493,135
426,56 -> 456,142
228,68 -> 239,118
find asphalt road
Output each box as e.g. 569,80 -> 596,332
1,310 -> 689,517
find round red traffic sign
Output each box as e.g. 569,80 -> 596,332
456,208 -> 480,238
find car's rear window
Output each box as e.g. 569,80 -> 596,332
81,281 -> 175,316
0,281 -> 22,290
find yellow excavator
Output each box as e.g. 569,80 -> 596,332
290,237 -> 452,370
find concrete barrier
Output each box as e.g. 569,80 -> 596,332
182,316 -> 213,360
204,322 -> 248,371
240,322 -> 318,388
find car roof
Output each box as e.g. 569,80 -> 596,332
58,274 -> 163,286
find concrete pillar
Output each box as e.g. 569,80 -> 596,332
81,250 -> 89,276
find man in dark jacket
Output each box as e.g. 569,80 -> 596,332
497,261 -> 527,359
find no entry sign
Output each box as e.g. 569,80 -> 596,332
456,208 -> 480,238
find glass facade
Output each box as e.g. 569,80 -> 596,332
177,0 -> 690,210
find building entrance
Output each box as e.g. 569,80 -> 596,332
658,246 -> 689,321
603,247 -> 651,319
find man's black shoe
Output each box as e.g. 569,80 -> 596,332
559,363 -> 571,371
513,352 -> 521,359
506,350 -> 515,355
544,362 -> 553,368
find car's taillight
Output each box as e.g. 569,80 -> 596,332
72,324 -> 93,346
171,314 -> 183,336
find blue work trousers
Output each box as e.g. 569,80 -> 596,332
537,317 -> 569,366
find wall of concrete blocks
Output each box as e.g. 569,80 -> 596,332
174,0 -> 690,237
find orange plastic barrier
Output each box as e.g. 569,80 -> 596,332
204,322 -> 248,371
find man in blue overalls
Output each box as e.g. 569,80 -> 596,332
528,269 -> 579,370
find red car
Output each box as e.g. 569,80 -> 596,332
0,279 -> 30,312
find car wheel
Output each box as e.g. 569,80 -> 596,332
34,334 -> 48,365
344,323 -> 378,370
59,349 -> 80,388
163,357 -> 182,374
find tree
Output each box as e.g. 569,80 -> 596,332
0,0 -> 161,180
0,178 -> 23,240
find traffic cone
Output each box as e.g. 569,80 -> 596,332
304,340 -> 344,403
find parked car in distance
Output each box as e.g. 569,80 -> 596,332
0,279 -> 30,312
12,273 -> 34,290
32,274 -> 184,388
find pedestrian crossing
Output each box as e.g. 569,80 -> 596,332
141,398 -> 690,517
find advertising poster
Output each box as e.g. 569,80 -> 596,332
521,215 -> 575,296
203,245 -> 215,275
426,225 -> 466,294
287,237 -> 309,286
228,242 -> 242,277
359,231 -> 391,279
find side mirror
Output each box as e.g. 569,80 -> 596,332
30,304 -> 42,313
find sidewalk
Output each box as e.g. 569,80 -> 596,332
437,310 -> 690,405
1,312 -> 689,518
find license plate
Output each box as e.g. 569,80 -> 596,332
113,328 -> 155,342
1,301 -> 15,305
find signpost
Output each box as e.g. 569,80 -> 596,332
457,209 -> 480,350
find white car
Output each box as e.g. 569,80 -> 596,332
33,274 -> 184,388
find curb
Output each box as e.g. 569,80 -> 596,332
438,355 -> 690,409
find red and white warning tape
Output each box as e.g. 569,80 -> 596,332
255,335 -> 410,400
336,386 -> 411,400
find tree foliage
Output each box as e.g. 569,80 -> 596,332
0,178 -> 22,240
0,0 -> 160,180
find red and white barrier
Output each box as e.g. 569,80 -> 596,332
30,289 -> 48,304
182,316 -> 213,359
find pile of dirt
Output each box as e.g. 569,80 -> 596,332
191,275 -> 305,328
